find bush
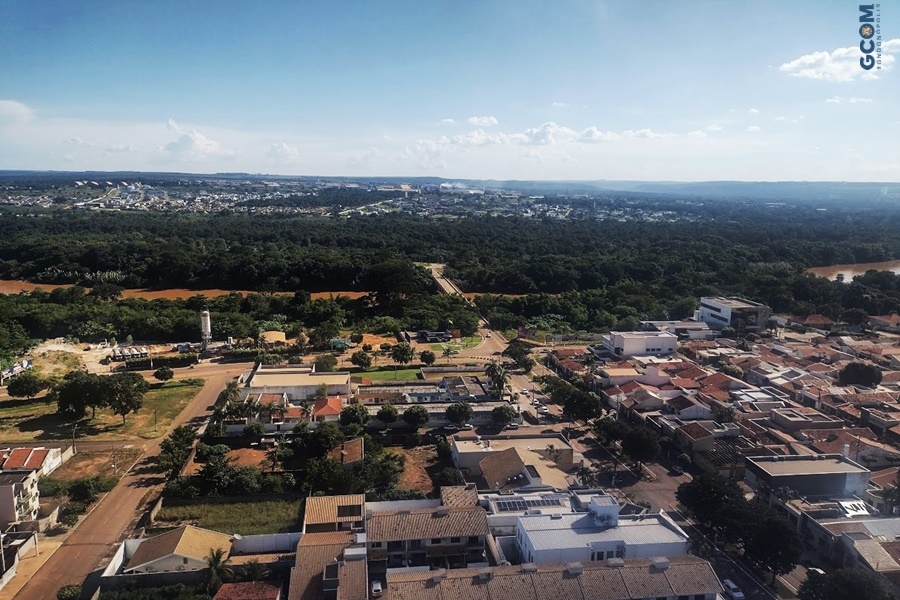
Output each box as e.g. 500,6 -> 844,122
125,353 -> 198,370
57,584 -> 82,600
196,443 -> 231,461
436,439 -> 453,462
164,476 -> 201,499
244,422 -> 266,438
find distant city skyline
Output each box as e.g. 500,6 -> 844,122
1,0 -> 898,181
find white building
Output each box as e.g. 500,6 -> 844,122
241,364 -> 350,401
516,495 -> 690,564
599,331 -> 677,358
695,297 -> 772,332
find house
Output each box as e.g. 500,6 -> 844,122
0,471 -> 39,529
665,395 -> 711,421
871,313 -> 900,333
441,376 -> 490,403
515,495 -> 690,564
327,437 -> 365,467
287,531 -> 363,600
451,434 -> 577,479
0,447 -> 63,477
694,296 -> 772,332
242,364 -> 351,401
477,447 -> 570,492
122,525 -> 232,574
744,454 -> 870,498
312,397 -> 344,423
302,494 -> 366,533
355,383 -> 443,405
366,506 -> 490,569
214,581 -> 281,600
383,556 -> 724,600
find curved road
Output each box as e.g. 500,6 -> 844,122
14,363 -> 245,600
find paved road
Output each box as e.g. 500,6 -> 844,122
15,363 -> 245,600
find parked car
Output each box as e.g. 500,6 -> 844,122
371,580 -> 383,598
722,579 -> 744,600
671,465 -> 685,475
505,423 -> 520,430
444,425 -> 460,432
485,332 -> 492,338
460,423 -> 474,430
538,407 -> 551,415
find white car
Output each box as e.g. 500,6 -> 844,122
722,579 -> 744,600
538,407 -> 551,415
371,579 -> 383,597
460,423 -> 474,430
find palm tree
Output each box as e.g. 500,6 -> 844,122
217,380 -> 241,406
240,559 -> 270,581
206,547 -> 233,594
443,346 -> 453,363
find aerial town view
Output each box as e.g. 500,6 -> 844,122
1,2 -> 899,600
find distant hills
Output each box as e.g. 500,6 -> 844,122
2,170 -> 899,202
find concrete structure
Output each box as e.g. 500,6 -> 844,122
200,310 -> 212,351
599,331 -> 677,358
0,471 -> 39,528
0,447 -> 63,477
451,434 -> 577,480
695,296 -> 772,332
383,556 -> 724,600
744,454 -> 870,498
639,320 -> 715,341
242,364 -> 351,400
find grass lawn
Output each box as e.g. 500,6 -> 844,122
430,336 -> 482,353
31,350 -> 83,378
362,368 -> 421,381
155,499 -> 304,535
0,378 -> 204,443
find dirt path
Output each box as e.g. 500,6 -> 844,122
13,362 -> 246,600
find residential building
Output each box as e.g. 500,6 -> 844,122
121,525 -> 232,574
598,331 -> 677,358
744,454 -> 870,498
0,447 -> 63,477
312,396 -> 344,423
451,434 -> 577,481
366,506 -> 490,569
355,383 -> 443,405
639,320 -> 715,340
695,296 -> 772,332
0,471 -> 39,528
327,437 -> 365,467
515,496 -> 690,564
302,494 -> 366,533
288,531 -> 365,600
242,364 -> 351,400
383,556 -> 723,600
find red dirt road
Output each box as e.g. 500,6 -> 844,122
14,363 -> 246,600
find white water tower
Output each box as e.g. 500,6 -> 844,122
200,310 -> 212,350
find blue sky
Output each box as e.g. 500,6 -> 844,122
1,0 -> 898,180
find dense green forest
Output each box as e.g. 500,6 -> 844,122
1,197 -> 899,363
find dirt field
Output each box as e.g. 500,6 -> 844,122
0,279 -> 371,301
184,446 -> 269,475
391,446 -> 439,497
359,333 -> 399,348
52,447 -> 143,480
30,350 -> 83,378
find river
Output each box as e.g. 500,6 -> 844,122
807,260 -> 900,281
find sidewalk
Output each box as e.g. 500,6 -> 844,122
0,537 -> 64,600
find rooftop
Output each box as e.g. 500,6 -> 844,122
124,525 -> 232,572
304,495 -> 365,528
366,507 -> 489,542
518,512 -> 688,551
247,366 -> 350,388
327,437 -> 365,465
747,454 -> 869,476
702,296 -> 766,310
384,556 -> 722,600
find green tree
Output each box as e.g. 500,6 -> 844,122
244,422 -> 266,437
621,428 -> 659,464
153,366 -> 174,382
6,371 -> 46,400
675,473 -> 743,526
56,584 -> 82,600
390,342 -> 415,374
376,403 -> 398,429
491,404 -> 518,427
314,354 -> 338,372
720,363 -> 743,379
239,559 -> 271,582
402,405 -> 430,429
159,425 -> 197,476
305,422 -> 345,457
436,467 -> 465,487
838,361 -> 883,387
711,404 -> 736,423
799,568 -> 895,600
562,389 -> 603,422
419,350 -> 436,366
339,403 -> 370,428
106,371 -> 150,424
206,547 -> 234,595
350,350 -> 372,370
593,418 -> 632,444
445,401 -> 473,426
745,512 -> 802,583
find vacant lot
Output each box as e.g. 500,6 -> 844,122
155,499 -> 304,535
184,446 -> 269,476
362,368 -> 421,382
391,446 -> 439,497
30,350 -> 83,378
0,378 -> 204,443
51,447 -> 143,480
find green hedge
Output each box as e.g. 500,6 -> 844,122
125,353 -> 198,370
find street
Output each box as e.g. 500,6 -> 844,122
12,362 -> 245,600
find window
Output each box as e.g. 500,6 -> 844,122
431,538 -> 441,544
371,542 -> 382,548
337,504 -> 362,518
468,536 -> 479,544
615,549 -> 624,558
590,552 -> 596,561
183,558 -> 188,565
450,537 -> 460,543
605,550 -> 615,559
679,596 -> 690,600
410,540 -> 422,549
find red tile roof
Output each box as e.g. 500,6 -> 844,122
24,448 -> 49,470
671,377 -> 701,389
313,397 -> 343,416
680,422 -> 713,441
327,437 -> 364,465
3,448 -> 34,469
258,393 -> 285,406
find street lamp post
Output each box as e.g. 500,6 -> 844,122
71,422 -> 78,454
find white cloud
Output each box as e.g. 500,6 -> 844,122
450,129 -> 509,147
747,125 -> 761,132
779,39 -> 900,81
349,146 -> 380,167
163,120 -> 233,162
826,96 -> 843,103
267,142 -> 301,164
776,116 -> 788,120
622,128 -> 676,139
437,118 -> 455,125
704,124 -> 723,132
578,126 -> 621,143
748,108 -> 760,114
467,116 -> 498,126
0,100 -> 35,125
63,136 -> 94,146
551,101 -> 569,108
688,130 -> 708,138
520,122 -> 579,145
106,144 -> 138,153
849,97 -> 873,103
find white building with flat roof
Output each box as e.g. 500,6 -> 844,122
744,454 -> 870,498
599,331 -> 677,358
242,364 -> 350,400
695,296 -> 772,332
515,496 -> 690,564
